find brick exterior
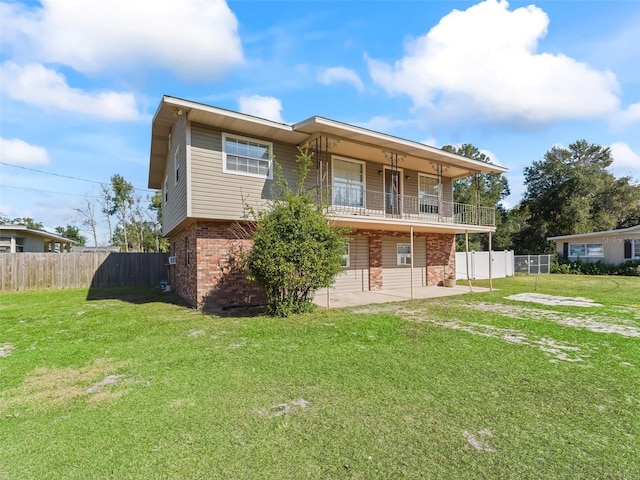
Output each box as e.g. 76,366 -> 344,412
169,222 -> 456,309
425,233 -> 456,286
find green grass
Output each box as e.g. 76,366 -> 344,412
1,275 -> 639,479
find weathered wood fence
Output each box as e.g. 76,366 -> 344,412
0,253 -> 169,291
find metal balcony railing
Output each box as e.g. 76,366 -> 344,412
321,185 -> 495,227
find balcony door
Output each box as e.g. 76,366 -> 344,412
384,167 -> 403,216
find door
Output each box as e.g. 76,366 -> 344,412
384,167 -> 402,216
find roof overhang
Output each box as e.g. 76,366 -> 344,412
149,96 -> 508,189
329,216 -> 495,235
0,225 -> 77,244
547,224 -> 640,241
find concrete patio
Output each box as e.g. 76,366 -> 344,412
313,284 -> 490,309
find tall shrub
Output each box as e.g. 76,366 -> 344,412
247,148 -> 347,316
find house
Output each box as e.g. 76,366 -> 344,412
148,96 -> 508,309
0,225 -> 76,253
548,225 -> 640,264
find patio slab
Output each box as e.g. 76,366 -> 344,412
313,284 -> 490,309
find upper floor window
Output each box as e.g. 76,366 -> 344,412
419,174 -> 439,215
163,174 -> 169,204
222,133 -> 272,179
569,243 -> 603,258
332,157 -> 365,208
174,147 -> 180,185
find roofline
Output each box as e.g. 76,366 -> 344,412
0,225 -> 78,244
547,224 -> 640,241
162,95 -> 295,132
293,115 -> 508,174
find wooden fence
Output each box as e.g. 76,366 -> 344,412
0,252 -> 169,291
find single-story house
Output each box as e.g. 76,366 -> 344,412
0,225 -> 77,253
548,225 -> 640,264
148,96 -> 508,309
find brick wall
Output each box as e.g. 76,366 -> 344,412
425,233 -> 455,286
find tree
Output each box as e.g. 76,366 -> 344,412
74,196 -> 99,246
55,225 -> 86,245
4,217 -> 45,229
247,148 -> 348,316
441,144 -> 511,251
515,140 -> 640,253
107,174 -> 135,252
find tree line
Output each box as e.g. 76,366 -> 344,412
1,174 -> 168,253
447,140 -> 640,254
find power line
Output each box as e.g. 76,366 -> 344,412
0,161 -> 156,193
0,184 -> 101,198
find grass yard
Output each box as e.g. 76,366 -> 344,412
1,275 -> 639,479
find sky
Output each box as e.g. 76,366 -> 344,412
1,0 -> 639,245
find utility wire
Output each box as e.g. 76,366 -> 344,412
0,161 -> 156,193
0,184 -> 101,198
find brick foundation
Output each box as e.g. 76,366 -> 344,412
169,222 -> 457,309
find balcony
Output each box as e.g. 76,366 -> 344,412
322,185 -> 495,227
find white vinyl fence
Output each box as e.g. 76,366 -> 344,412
456,251 -> 515,280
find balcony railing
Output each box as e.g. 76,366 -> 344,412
320,185 -> 495,227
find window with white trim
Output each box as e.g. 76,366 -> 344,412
174,147 -> 180,185
223,133 -> 272,178
633,239 -> 640,259
397,243 -> 411,265
163,174 -> 169,204
419,174 -> 439,214
332,157 -> 364,208
569,243 -> 603,258
341,243 -> 350,268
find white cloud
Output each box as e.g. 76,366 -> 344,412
0,0 -> 243,79
318,67 -> 364,92
367,0 -> 620,126
613,103 -> 640,127
238,95 -> 284,123
609,142 -> 640,177
0,62 -> 140,121
0,137 -> 51,165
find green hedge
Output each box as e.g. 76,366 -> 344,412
552,258 -> 640,276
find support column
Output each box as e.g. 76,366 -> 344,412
369,232 -> 383,290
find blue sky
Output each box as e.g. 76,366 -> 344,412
1,0 -> 639,245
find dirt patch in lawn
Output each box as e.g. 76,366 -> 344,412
506,293 -> 602,307
0,358 -> 130,413
0,343 -> 14,357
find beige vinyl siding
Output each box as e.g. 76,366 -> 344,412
317,236 -> 370,295
163,115 -> 188,235
381,236 -> 427,289
190,123 -> 299,220
441,177 -> 453,203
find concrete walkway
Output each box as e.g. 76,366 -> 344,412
313,284 -> 490,309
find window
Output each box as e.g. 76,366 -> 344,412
635,239 -> 640,259
569,243 -> 603,258
332,157 -> 364,208
223,133 -> 272,178
419,175 -> 439,214
0,237 -> 23,253
174,147 -> 180,185
341,243 -> 350,268
397,243 -> 411,265
163,174 -> 169,203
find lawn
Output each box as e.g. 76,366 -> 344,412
1,275 -> 639,479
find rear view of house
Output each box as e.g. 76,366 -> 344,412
148,96 -> 508,309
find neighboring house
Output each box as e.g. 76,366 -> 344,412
548,225 -> 640,264
148,96 -> 508,309
0,225 -> 76,253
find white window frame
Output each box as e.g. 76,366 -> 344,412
397,243 -> 411,266
331,156 -> 366,208
174,147 -> 180,186
633,239 -> 640,259
418,174 -> 440,215
222,133 -> 273,179
568,243 -> 604,258
341,243 -> 350,268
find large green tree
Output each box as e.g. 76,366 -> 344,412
247,148 -> 347,316
441,144 -> 511,251
514,140 -> 640,253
